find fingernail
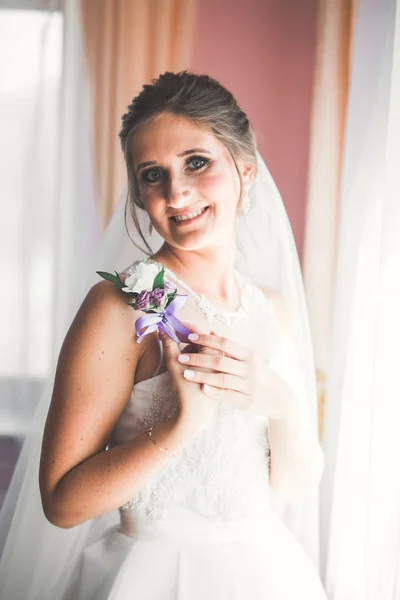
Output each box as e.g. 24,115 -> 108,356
183,369 -> 195,379
203,384 -> 212,394
188,333 -> 199,341
178,354 -> 190,363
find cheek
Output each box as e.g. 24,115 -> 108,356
140,187 -> 163,213
199,170 -> 239,201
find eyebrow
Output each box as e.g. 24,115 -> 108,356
135,148 -> 213,173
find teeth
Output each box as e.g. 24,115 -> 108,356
173,207 -> 207,222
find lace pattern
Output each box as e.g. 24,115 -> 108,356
117,258 -> 273,520
120,399 -> 270,519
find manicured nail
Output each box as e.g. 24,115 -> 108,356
203,384 -> 212,394
178,354 -> 190,363
188,333 -> 199,341
183,369 -> 195,379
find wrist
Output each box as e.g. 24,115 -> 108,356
249,366 -> 295,420
148,414 -> 198,457
173,409 -> 203,437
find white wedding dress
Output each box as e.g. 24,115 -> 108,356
59,259 -> 328,600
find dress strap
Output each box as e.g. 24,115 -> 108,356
153,339 -> 164,377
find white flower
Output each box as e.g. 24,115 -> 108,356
122,262 -> 160,294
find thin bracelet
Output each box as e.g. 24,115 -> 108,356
146,425 -> 178,458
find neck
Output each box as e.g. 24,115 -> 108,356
151,241 -> 239,309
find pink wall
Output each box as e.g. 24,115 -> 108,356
190,0 -> 319,265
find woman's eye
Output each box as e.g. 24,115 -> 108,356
141,168 -> 163,183
140,157 -> 209,183
186,156 -> 209,170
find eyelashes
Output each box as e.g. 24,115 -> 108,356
140,155 -> 211,184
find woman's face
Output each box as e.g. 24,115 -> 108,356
130,112 -> 253,252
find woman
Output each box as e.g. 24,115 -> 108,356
1,71 -> 327,599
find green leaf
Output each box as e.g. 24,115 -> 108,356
96,270 -> 124,288
152,267 -> 165,290
165,291 -> 177,308
113,271 -> 125,287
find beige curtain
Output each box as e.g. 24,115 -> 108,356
303,0 -> 357,439
80,0 -> 197,229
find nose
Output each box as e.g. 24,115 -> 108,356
165,172 -> 192,208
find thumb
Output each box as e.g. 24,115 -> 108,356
158,328 -> 180,360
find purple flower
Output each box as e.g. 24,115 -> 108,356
164,281 -> 177,294
135,289 -> 152,311
151,287 -> 167,307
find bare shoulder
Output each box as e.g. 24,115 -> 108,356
258,286 -> 292,335
63,277 -> 142,356
78,276 -> 136,325
39,275 -> 143,510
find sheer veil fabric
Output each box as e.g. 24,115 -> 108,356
0,151 -> 323,598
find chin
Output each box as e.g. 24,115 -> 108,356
167,238 -> 212,252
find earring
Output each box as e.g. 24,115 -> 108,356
148,221 -> 153,234
238,186 -> 250,216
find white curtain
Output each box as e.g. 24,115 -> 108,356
0,0 -> 99,434
320,1 -> 400,598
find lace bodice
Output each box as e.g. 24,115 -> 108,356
108,258 -> 280,521
109,372 -> 271,520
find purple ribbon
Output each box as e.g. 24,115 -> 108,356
135,294 -> 192,344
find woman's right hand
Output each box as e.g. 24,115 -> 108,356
158,324 -> 219,432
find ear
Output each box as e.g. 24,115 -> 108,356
241,163 -> 256,190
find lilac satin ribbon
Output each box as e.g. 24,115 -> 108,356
135,294 -> 192,344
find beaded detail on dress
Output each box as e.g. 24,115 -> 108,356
137,374 -> 179,430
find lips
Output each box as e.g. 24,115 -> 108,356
170,205 -> 210,225
170,206 -> 209,221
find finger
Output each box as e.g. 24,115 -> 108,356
202,384 -> 253,410
183,369 -> 252,395
178,352 -> 248,378
173,320 -> 210,344
158,328 -> 181,361
199,332 -> 222,357
175,320 -> 220,356
186,332 -> 251,361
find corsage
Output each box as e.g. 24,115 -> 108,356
96,261 -> 192,344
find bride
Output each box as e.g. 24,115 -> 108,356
0,71 -> 327,599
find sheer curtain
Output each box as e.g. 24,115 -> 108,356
0,0 -> 99,434
0,0 -> 99,559
320,1 -> 400,598
303,0 -> 355,391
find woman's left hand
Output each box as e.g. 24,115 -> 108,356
178,330 -> 266,410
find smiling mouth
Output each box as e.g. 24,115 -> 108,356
170,206 -> 209,223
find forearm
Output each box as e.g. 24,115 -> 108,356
267,404 -> 324,501
248,347 -> 324,500
44,414 -> 199,529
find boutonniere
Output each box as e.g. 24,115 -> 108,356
96,261 -> 192,344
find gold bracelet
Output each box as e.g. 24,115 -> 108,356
146,425 -> 178,458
